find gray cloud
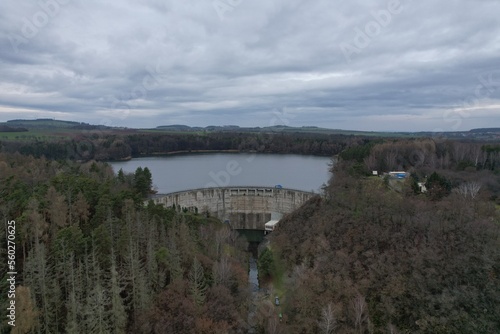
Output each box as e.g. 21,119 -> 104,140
0,0 -> 499,131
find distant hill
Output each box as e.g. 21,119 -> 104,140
154,124 -> 416,137
6,119 -> 81,127
3,119 -> 111,130
3,119 -> 500,140
0,124 -> 28,132
470,128 -> 500,133
150,124 -> 500,139
156,124 -> 202,131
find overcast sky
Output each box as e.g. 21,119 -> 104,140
0,0 -> 499,131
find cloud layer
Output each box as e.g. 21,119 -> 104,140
1,0 -> 499,131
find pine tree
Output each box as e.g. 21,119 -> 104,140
168,241 -> 183,282
124,218 -> 152,319
65,290 -> 80,334
83,243 -> 110,333
133,166 -> 153,197
258,248 -> 275,278
146,218 -> 159,290
24,241 -> 53,333
425,171 -> 451,200
46,186 -> 69,242
65,254 -> 82,334
143,167 -> 152,190
117,168 -> 125,183
110,253 -> 127,334
189,257 -> 207,306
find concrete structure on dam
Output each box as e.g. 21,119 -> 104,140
151,187 -> 316,230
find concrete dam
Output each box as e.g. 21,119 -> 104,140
151,187 -> 316,230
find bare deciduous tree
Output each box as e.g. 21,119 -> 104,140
409,149 -> 426,168
387,323 -> 399,334
455,183 -> 469,199
455,181 -> 481,200
385,151 -> 398,171
291,262 -> 308,286
469,144 -> 485,167
318,302 -> 337,334
351,294 -> 368,334
364,154 -> 377,172
467,181 -> 481,199
212,256 -> 232,288
452,142 -> 467,163
215,227 -> 231,258
267,315 -> 280,334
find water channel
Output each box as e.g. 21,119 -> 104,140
247,245 -> 260,332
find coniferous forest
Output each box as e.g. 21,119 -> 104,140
0,153 -> 250,333
1,135 -> 500,333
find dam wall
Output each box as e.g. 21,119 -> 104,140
151,187 -> 316,230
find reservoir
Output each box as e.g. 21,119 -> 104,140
109,153 -> 332,193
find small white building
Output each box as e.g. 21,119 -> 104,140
417,182 -> 427,193
265,220 -> 280,233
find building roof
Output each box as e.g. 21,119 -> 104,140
265,220 -> 280,227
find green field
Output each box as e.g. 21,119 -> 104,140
1,118 -> 495,142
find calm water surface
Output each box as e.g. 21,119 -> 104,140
109,153 -> 332,194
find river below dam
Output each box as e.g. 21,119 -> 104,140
249,256 -> 260,293
247,251 -> 260,332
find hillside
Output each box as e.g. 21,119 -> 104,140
2,119 -> 500,141
2,119 -> 112,130
0,153 -> 251,333
264,162 -> 500,333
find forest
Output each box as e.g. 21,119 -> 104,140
262,139 -> 500,333
1,136 -> 500,333
0,131 -> 349,161
0,153 -> 251,333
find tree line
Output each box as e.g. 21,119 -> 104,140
0,131 -> 349,161
341,138 -> 500,173
0,153 -> 252,333
339,138 -> 500,203
262,141 -> 500,333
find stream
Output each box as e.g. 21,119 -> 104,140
247,245 -> 260,333
249,256 -> 259,293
